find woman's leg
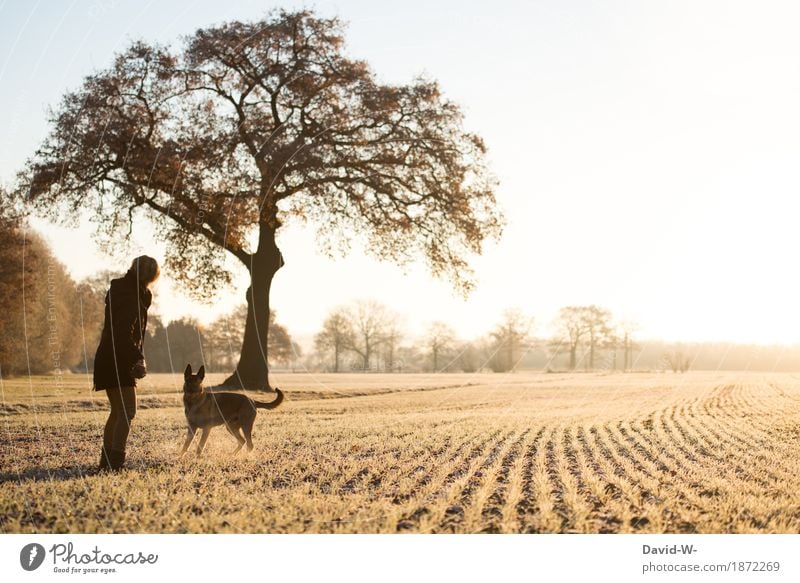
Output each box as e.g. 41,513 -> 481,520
110,386 -> 137,452
102,386 -> 137,469
102,396 -> 118,452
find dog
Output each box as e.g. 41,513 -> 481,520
180,364 -> 284,456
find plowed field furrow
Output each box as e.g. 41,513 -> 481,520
695,386 -> 800,483
515,426 -> 548,532
5,372 -> 800,533
393,429 -> 499,529
574,425 -> 633,533
427,428 -> 519,532
477,428 -> 532,533
585,426 -> 665,532
679,398 -> 780,492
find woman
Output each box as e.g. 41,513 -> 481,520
93,255 -> 159,471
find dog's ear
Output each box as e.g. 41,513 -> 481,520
197,365 -> 205,381
184,364 -> 192,380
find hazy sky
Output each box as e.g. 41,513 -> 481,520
2,0 -> 800,345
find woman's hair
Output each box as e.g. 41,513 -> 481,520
127,255 -> 160,286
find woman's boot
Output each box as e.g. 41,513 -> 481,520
98,447 -> 111,471
107,449 -> 126,470
98,448 -> 125,471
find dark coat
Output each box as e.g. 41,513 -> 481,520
93,272 -> 152,391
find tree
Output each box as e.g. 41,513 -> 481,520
73,271 -> 115,371
143,316 -> 171,372
288,341 -> 303,371
201,304 -> 295,373
456,341 -> 482,373
664,349 -> 691,373
267,310 -> 295,366
603,330 -> 620,370
0,226 -> 84,376
381,324 -> 403,372
395,345 -> 423,372
314,308 -> 354,372
582,305 -> 613,370
145,316 -> 205,373
619,320 -> 639,372
425,321 -> 456,372
553,305 -> 613,370
202,304 -> 247,371
346,300 -> 393,371
553,306 -> 587,370
489,309 -> 532,372
18,10 -> 502,389
0,202 -> 32,375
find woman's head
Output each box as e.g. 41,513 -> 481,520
128,255 -> 160,288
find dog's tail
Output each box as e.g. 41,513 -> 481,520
254,388 -> 284,410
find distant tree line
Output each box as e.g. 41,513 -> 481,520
0,214 -> 299,377
311,301 -> 565,373
0,204 -> 101,377
142,306 -> 300,374
2,219 -> 799,376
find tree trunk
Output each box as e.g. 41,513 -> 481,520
569,346 -> 577,370
334,342 -> 340,373
624,336 -> 631,371
386,340 -> 395,371
221,226 -> 283,390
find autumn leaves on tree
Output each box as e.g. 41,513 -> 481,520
18,10 -> 503,390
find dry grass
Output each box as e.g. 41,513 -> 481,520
2,371 -> 800,533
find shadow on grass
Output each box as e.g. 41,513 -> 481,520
0,460 -> 167,484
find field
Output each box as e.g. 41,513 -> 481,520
2,371 -> 800,533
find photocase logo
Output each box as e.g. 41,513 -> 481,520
20,543 -> 46,571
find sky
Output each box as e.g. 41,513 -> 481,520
1,0 -> 800,345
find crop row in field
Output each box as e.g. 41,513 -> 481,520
2,372 -> 800,533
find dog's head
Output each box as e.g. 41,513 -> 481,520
183,364 -> 206,395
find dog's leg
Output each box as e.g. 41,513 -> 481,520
242,419 -> 255,452
196,427 -> 212,456
180,426 -> 197,457
226,424 -> 246,455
